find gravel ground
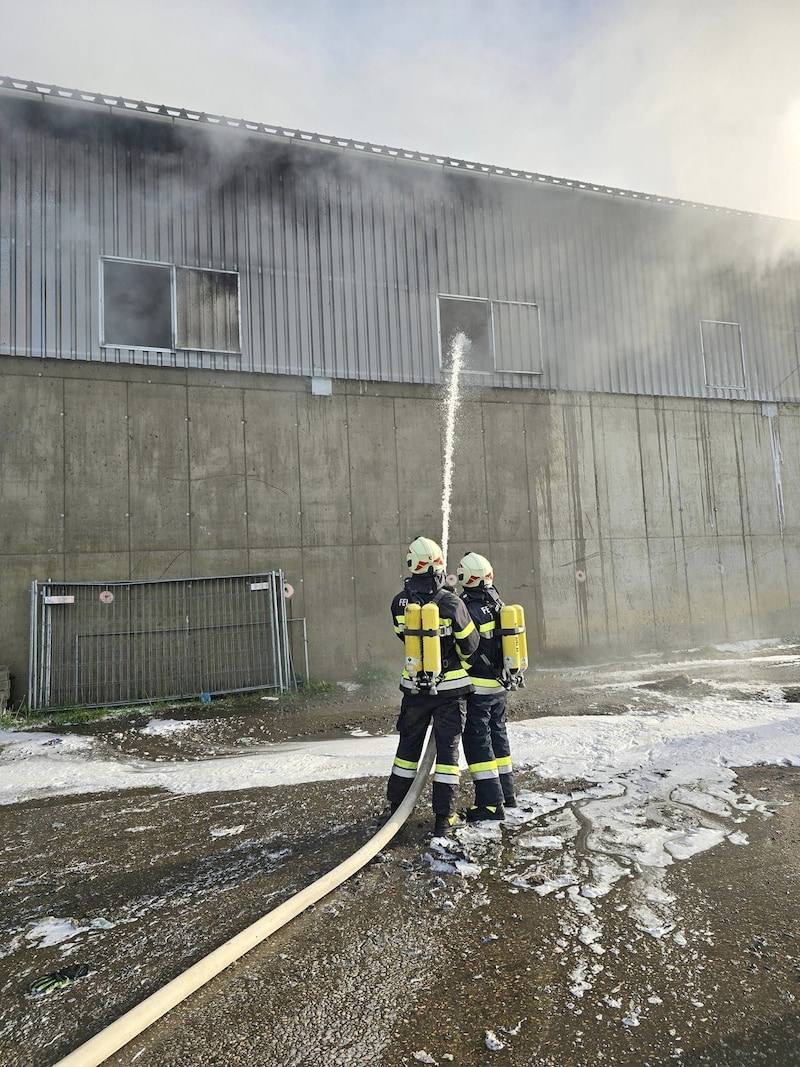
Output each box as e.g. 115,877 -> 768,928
3,647 -> 800,1066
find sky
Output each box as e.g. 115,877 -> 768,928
1,0 -> 799,220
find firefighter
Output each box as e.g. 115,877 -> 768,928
457,551 -> 519,821
386,535 -> 479,835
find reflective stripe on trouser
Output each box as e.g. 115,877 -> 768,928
462,691 -> 505,808
390,756 -> 418,779
387,691 -> 465,815
433,764 -> 460,787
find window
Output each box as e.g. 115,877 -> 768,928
101,258 -> 241,354
102,260 -> 172,350
700,319 -> 745,391
176,268 -> 240,352
491,300 -> 543,374
438,294 -> 542,374
439,295 -> 492,373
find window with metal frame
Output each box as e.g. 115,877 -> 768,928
101,257 -> 241,354
700,319 -> 746,391
491,299 -> 543,374
438,294 -> 542,375
101,259 -> 172,350
438,295 -> 493,373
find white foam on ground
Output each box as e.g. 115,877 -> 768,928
139,719 -> 197,736
3,649 -> 800,1007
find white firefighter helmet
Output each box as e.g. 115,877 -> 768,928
457,551 -> 494,589
407,536 -> 445,575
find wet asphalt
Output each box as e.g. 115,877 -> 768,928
3,654 -> 800,1066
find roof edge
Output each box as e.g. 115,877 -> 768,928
1,74 -> 797,225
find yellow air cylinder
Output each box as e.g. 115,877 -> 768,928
421,602 -> 442,678
514,604 -> 529,671
404,602 -> 422,679
501,604 -> 522,673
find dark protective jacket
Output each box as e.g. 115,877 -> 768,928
461,585 -> 506,692
392,573 -> 478,696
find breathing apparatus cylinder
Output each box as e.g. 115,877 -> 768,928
517,605 -> 529,672
500,604 -> 527,686
421,602 -> 441,690
500,605 -> 521,671
404,600 -> 443,692
404,603 -> 423,682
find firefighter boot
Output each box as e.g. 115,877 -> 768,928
433,812 -> 466,836
465,804 -> 506,823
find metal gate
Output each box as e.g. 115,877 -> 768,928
28,572 -> 302,710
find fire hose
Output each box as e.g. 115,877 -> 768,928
51,731 -> 436,1067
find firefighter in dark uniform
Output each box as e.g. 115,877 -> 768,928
387,536 -> 479,835
457,551 -> 518,821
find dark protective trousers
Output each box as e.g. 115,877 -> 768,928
463,690 -> 515,807
387,691 -> 465,816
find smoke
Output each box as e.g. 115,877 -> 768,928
2,0 -> 800,219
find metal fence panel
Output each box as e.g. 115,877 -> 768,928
28,572 -> 297,710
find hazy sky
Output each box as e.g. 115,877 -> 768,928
2,0 -> 799,219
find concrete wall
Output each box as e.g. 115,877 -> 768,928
2,354 -> 798,705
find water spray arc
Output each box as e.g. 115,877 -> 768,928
440,333 -> 469,566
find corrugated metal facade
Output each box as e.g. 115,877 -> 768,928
2,78 -> 800,400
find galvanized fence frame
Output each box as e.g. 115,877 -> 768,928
28,572 -> 304,710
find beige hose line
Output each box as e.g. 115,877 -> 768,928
52,731 -> 437,1067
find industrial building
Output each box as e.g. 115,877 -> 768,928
2,75 -> 800,707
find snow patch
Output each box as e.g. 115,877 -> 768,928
140,719 -> 197,736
